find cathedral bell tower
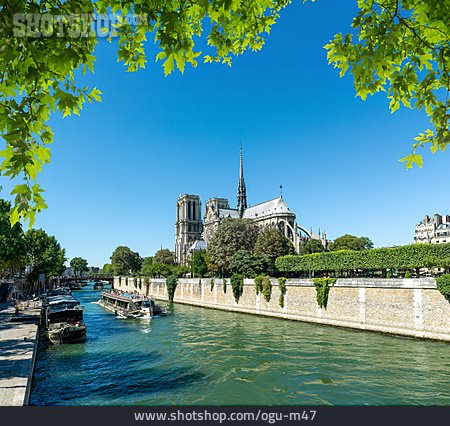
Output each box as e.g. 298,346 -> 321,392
237,147 -> 248,218
175,194 -> 203,265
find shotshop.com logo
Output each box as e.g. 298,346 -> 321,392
12,13 -> 148,38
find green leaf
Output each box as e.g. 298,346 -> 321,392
400,154 -> 423,169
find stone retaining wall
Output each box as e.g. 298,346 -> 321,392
113,277 -> 450,342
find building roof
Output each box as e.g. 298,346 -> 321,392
189,239 -> 208,252
219,208 -> 239,219
243,197 -> 295,220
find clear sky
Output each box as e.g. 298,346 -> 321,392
2,1 -> 449,267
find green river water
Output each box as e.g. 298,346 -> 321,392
30,286 -> 449,406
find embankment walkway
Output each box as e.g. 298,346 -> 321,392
0,303 -> 39,406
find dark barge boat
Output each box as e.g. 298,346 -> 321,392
42,294 -> 87,344
98,290 -> 168,319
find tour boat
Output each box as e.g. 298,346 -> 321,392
42,294 -> 87,344
98,290 -> 168,319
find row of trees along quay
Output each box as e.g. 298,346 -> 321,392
0,1 -> 448,226
1,189 -> 103,294
1,189 -> 66,294
108,218 -> 450,306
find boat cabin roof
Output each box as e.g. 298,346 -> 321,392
47,295 -> 80,306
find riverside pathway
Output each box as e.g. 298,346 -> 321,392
0,303 -> 40,406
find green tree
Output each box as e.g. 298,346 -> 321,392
3,1 -> 447,224
325,0 -> 449,168
140,257 -> 154,276
70,256 -> 88,276
359,236 -> 374,250
229,250 -> 271,278
172,265 -> 189,278
254,227 -> 295,261
207,219 -> 259,272
25,228 -> 66,281
0,0 -> 294,225
0,191 -> 28,274
300,239 -> 326,255
191,250 -> 208,278
100,263 -> 113,275
329,235 -> 374,252
154,249 -> 175,265
110,246 -> 142,276
149,263 -> 174,278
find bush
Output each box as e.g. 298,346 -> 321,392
278,277 -> 287,308
166,275 -> 178,303
254,276 -> 263,295
230,274 -> 244,303
436,274 -> 450,299
313,278 -> 336,309
261,276 -> 272,302
404,271 -> 411,278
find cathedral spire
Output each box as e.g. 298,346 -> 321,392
237,144 -> 247,218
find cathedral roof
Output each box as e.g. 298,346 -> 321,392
243,197 -> 295,220
189,239 -> 207,252
219,208 -> 239,219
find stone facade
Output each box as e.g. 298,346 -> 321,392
175,194 -> 203,265
114,277 -> 450,342
415,213 -> 450,244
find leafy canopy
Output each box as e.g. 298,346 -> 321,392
1,0 -> 448,226
329,234 -> 374,251
229,250 -> 272,278
299,238 -> 325,255
25,228 -> 66,278
325,0 -> 450,169
70,256 -> 89,275
207,218 -> 259,271
253,227 -> 295,261
110,245 -> 142,275
100,263 -> 113,275
0,0 -> 295,225
190,250 -> 209,278
140,255 -> 187,278
153,248 -> 176,265
0,190 -> 28,273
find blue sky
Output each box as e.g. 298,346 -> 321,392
2,1 -> 449,267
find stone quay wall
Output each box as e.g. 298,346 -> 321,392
113,277 -> 450,342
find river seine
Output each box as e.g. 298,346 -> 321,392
30,285 -> 449,406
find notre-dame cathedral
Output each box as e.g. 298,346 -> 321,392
175,148 -> 328,265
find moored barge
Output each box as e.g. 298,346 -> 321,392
99,290 -> 168,319
42,294 -> 87,344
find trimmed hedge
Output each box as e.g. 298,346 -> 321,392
436,274 -> 450,299
276,243 -> 450,275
